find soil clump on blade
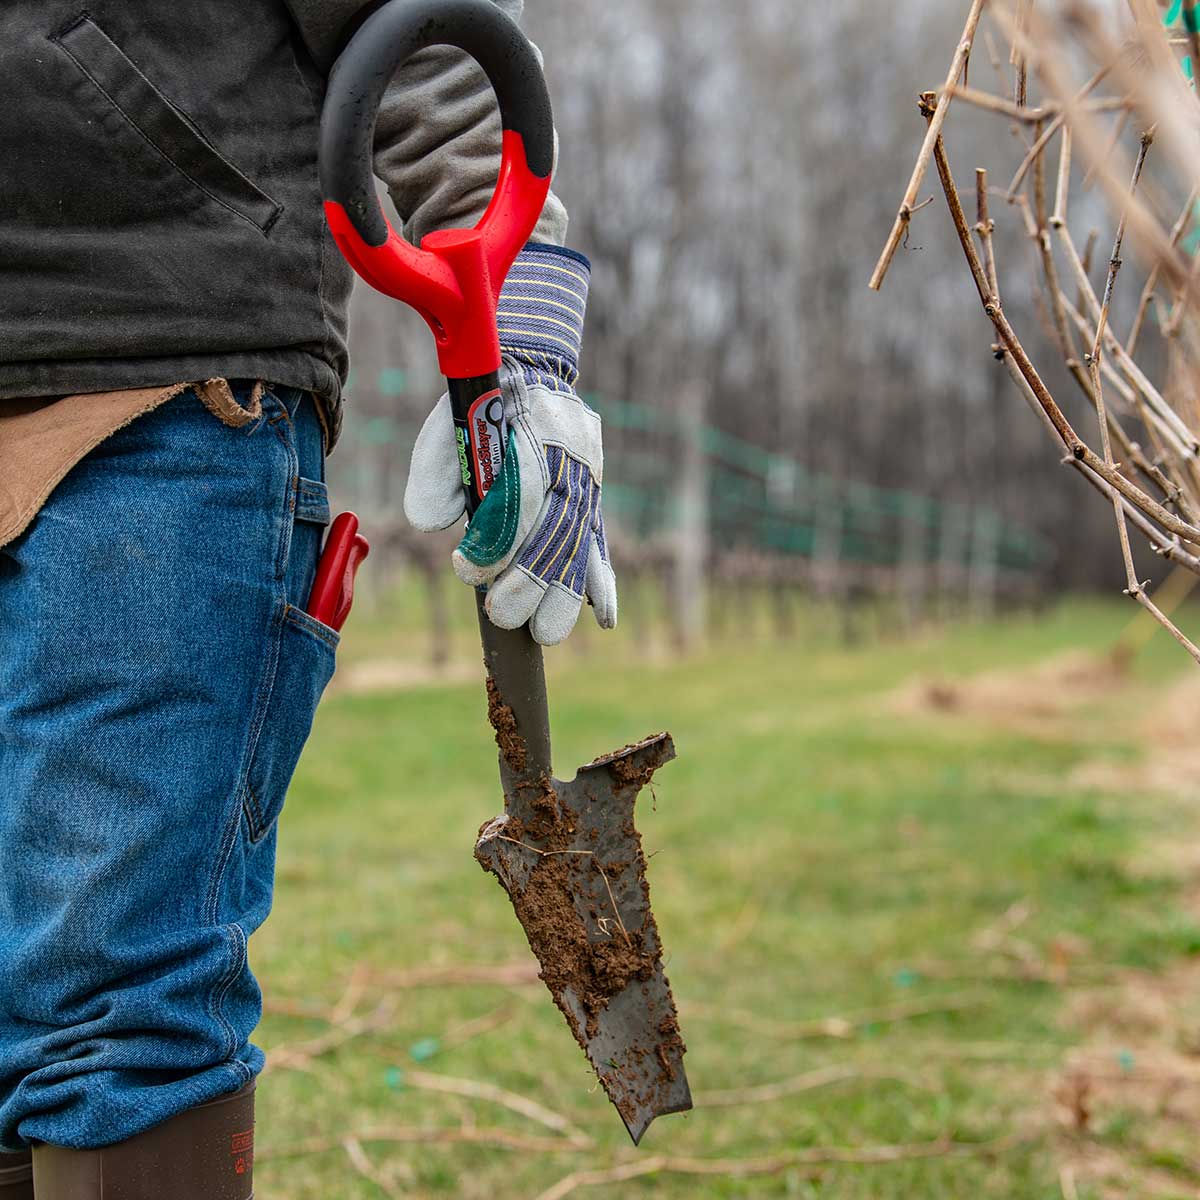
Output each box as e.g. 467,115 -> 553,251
486,674 -> 526,772
496,776 -> 659,1043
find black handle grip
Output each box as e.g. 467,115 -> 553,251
449,371 -> 506,515
321,0 -> 554,248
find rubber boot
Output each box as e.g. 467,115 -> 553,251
32,1080 -> 255,1200
0,1150 -> 33,1200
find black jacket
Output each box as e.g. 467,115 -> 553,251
0,2 -> 373,434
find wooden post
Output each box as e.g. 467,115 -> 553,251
672,382 -> 710,651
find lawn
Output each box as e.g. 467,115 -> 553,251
251,593 -> 1200,1199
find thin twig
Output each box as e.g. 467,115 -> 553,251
985,26 -> 1032,142
1006,63 -> 1112,197
1005,6 -> 1187,288
1162,248 -> 1200,337
1183,0 -> 1200,85
1013,0 -> 1031,107
1128,186 -> 1197,354
1060,1165 -> 1080,1200
330,961 -> 370,1026
366,961 -> 541,990
1003,350 -> 1200,572
264,996 -> 400,1075
343,1137 -> 405,1200
923,101 -> 1080,453
948,83 -> 1052,121
695,1065 -> 928,1108
1058,226 -> 1200,455
404,1070 -> 593,1147
945,85 -> 1127,123
1080,228 -> 1098,276
685,991 -> 986,1042
264,961 -> 541,1010
1052,125 -> 1071,228
263,1124 -> 581,1160
931,99 -> 1200,551
976,168 -> 1000,302
533,1132 -> 1036,1200
869,0 -> 988,291
1090,137 -> 1147,578
439,1004 -> 516,1050
1086,130 -> 1200,662
1092,129 -> 1154,359
1040,298 -> 1188,507
1082,107 -> 1130,190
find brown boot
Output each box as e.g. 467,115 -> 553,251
0,1150 -> 33,1200
32,1080 -> 255,1200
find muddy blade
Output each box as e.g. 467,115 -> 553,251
475,732 -> 690,1143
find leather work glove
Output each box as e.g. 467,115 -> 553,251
404,245 -> 618,646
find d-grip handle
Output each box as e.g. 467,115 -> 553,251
319,0 -> 554,379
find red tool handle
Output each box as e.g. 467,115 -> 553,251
307,512 -> 371,633
319,0 -> 554,380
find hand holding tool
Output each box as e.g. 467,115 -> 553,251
320,0 -> 690,1141
403,245 -> 618,646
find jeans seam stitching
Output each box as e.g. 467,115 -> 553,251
230,600 -> 287,856
285,604 -> 340,651
266,400 -> 297,581
203,393 -> 293,920
204,782 -> 245,926
243,782 -> 266,843
209,923 -> 247,1062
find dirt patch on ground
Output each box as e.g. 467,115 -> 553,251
1038,668 -> 1200,1195
1051,955 -> 1200,1197
894,649 -> 1200,800
898,649 -> 1200,1193
891,650 -> 1126,736
1068,671 -> 1200,801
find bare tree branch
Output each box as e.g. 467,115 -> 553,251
869,0 -> 989,291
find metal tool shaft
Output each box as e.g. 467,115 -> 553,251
474,594 -> 553,807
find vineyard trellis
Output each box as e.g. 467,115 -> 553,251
329,381 -> 1052,656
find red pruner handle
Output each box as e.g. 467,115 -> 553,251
307,512 -> 371,634
319,0 -> 554,379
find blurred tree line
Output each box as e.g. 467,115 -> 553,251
331,0 -> 1133,643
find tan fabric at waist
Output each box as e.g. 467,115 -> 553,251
0,386 -> 186,549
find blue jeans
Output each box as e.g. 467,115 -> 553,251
0,383 -> 336,1150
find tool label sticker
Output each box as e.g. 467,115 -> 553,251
468,388 -> 507,500
455,426 -> 472,489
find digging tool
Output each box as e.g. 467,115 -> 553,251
319,0 -> 691,1143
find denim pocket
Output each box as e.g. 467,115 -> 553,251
287,476 -> 331,611
242,605 -> 338,844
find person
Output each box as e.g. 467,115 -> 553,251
0,2 -> 614,1196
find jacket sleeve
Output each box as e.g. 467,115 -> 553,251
283,0 -> 569,247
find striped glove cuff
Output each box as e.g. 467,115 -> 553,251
497,244 -> 591,393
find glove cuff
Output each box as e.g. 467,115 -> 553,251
497,244 -> 591,391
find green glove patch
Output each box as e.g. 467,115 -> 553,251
457,429 -> 522,568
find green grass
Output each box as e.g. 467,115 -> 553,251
251,596 -> 1199,1198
